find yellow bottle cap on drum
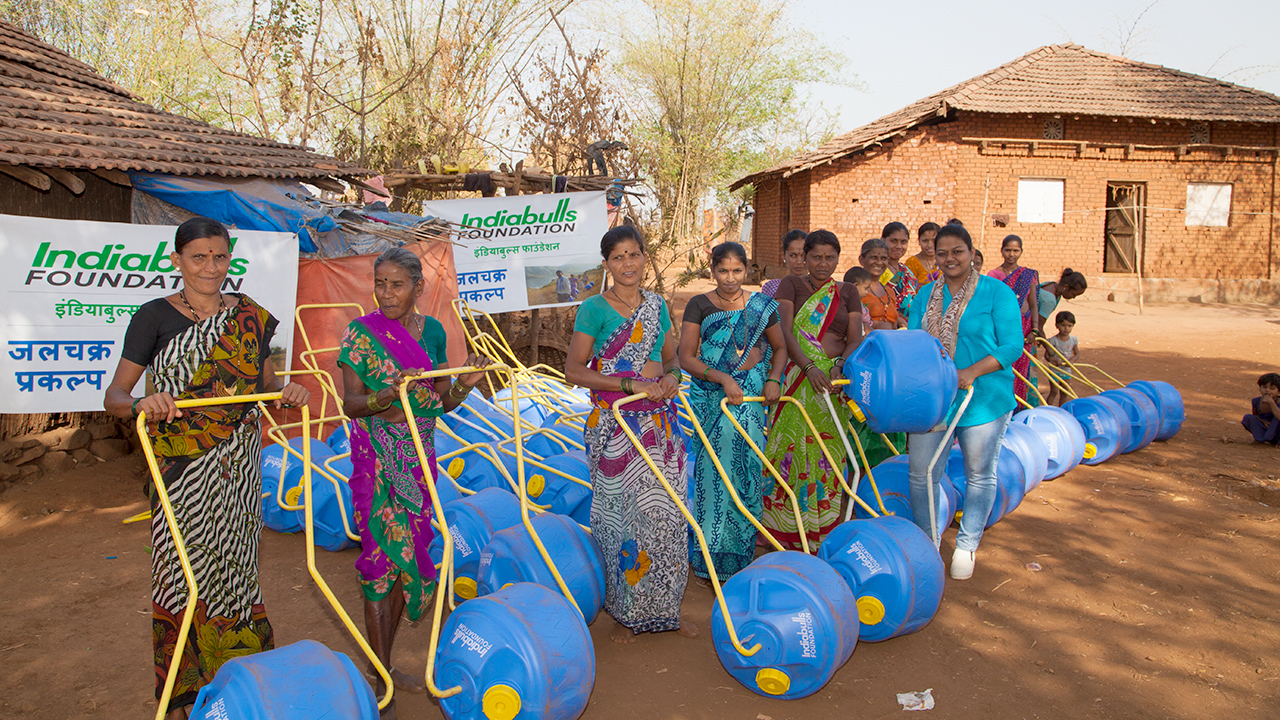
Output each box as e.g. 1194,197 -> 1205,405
1082,442 -> 1097,459
755,668 -> 791,696
284,485 -> 303,507
846,400 -> 867,423
857,596 -> 886,625
447,457 -> 466,478
454,576 -> 478,600
527,474 -> 546,498
482,684 -> 522,720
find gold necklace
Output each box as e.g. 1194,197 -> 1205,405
179,290 -> 226,321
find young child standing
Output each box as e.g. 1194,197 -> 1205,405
1243,373 -> 1280,445
1043,311 -> 1079,407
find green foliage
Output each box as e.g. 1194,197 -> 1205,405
610,0 -> 845,297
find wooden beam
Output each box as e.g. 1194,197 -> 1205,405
307,176 -> 345,194
43,167 -> 85,195
0,164 -> 52,191
343,176 -> 388,198
90,168 -> 131,187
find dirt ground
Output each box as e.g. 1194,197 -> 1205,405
2,296 -> 1279,720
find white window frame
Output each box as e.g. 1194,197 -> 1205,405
1017,178 -> 1065,224
1185,183 -> 1231,227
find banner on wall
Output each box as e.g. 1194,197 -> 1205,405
422,191 -> 608,313
0,214 -> 299,413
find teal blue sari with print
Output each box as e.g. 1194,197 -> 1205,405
688,291 -> 777,579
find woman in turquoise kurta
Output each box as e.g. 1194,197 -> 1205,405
906,224 -> 1022,581
677,242 -> 787,580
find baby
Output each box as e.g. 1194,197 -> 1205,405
1242,372 -> 1280,445
842,266 -> 876,336
1043,311 -> 1078,407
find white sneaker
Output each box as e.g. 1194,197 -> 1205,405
950,548 -> 975,580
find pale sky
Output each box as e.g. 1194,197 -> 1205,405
788,0 -> 1280,132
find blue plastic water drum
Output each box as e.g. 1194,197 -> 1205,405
712,552 -> 858,700
491,386 -> 551,424
945,445 -> 1026,528
308,457 -> 358,552
1012,406 -> 1086,480
444,410 -> 501,445
526,455 -> 592,526
539,404 -> 589,443
1062,396 -> 1131,465
436,433 -> 510,494
1001,420 -> 1049,492
436,471 -> 465,509
842,330 -> 959,433
817,516 -> 945,642
326,424 -> 351,455
435,582 -> 594,720
428,488 -> 526,600
1126,380 -> 1185,441
477,512 -> 606,624
261,443 -> 286,482
853,455 -> 956,538
190,639 -> 376,720
1099,389 -> 1160,453
261,437 -> 333,534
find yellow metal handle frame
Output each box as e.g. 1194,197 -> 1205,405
611,393 -> 761,658
138,394 -> 393,717
766,396 -> 883,520
673,391 -> 784,552
1022,349 -> 1078,401
398,365 -> 582,700
716,396 -> 812,553
1035,337 -> 1119,392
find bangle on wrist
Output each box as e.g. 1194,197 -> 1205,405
702,367 -> 711,381
367,392 -> 387,412
130,398 -> 141,417
449,382 -> 471,400
764,378 -> 780,387
666,368 -> 682,383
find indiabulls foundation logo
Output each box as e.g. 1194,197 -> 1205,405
458,197 -> 579,240
25,238 -> 250,290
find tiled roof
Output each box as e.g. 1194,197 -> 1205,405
0,21 -> 368,179
732,44 -> 1280,190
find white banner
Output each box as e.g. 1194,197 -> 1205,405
0,214 -> 299,413
424,191 -> 608,313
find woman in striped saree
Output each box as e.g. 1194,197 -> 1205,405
105,217 -> 309,719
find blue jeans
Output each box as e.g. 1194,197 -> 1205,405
907,412 -> 1011,552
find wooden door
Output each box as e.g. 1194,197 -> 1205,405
1104,183 -> 1145,273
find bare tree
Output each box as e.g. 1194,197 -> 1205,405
1101,0 -> 1161,58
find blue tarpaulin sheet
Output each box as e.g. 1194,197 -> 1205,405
130,173 -> 338,252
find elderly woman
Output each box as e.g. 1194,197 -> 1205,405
761,229 -> 809,298
678,241 -> 786,580
338,248 -> 489,712
565,225 -> 694,644
907,224 -> 1022,580
881,221 -> 919,320
104,217 -> 310,719
764,230 -> 862,550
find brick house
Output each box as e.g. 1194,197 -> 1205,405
732,44 -> 1280,303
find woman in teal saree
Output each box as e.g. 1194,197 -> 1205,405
678,242 -> 787,579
